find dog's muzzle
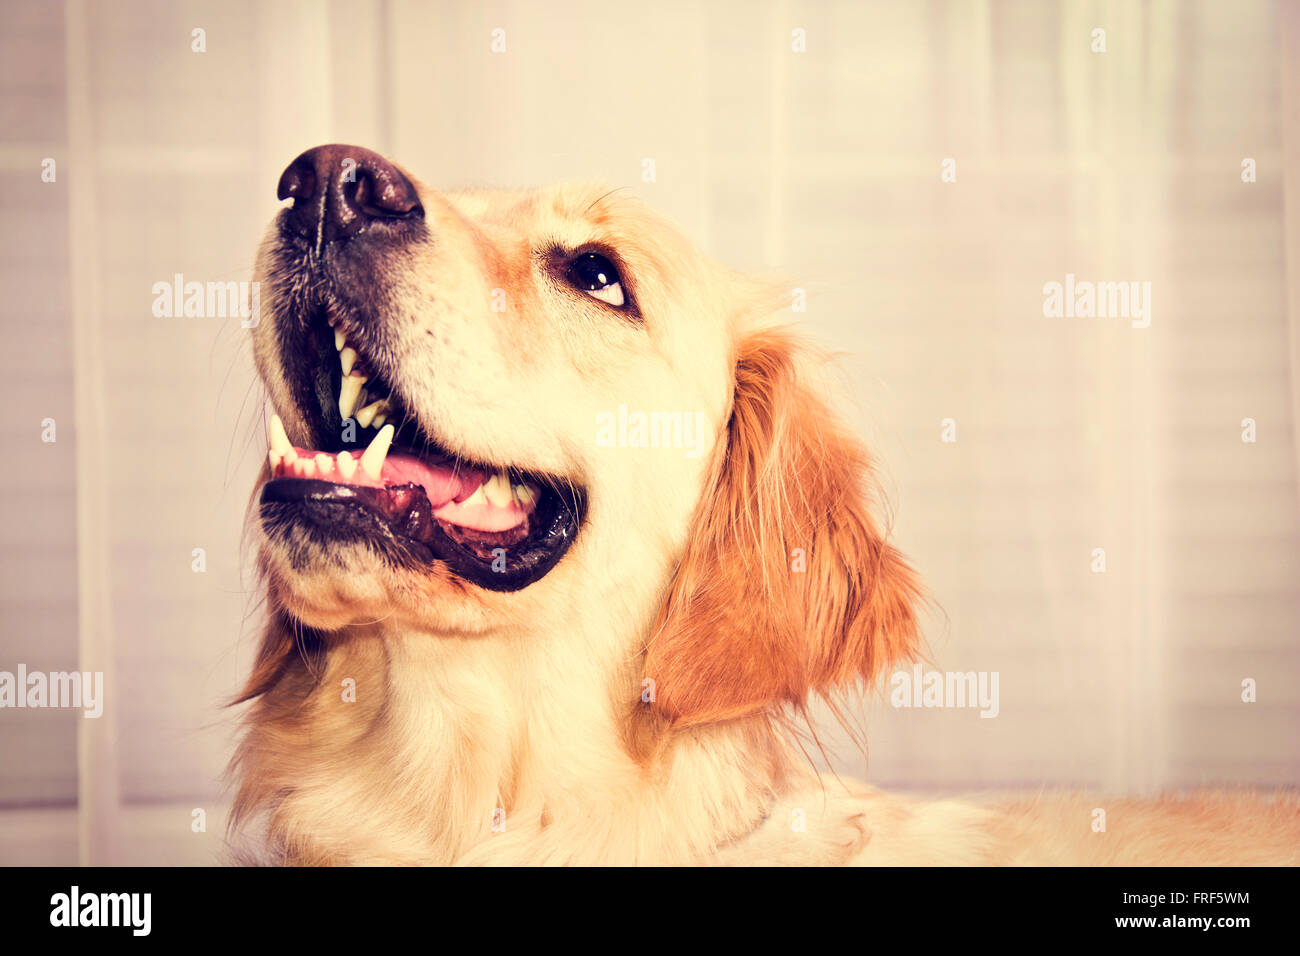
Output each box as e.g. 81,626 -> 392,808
257,144 -> 586,592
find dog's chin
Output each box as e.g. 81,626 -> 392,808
257,534 -> 496,634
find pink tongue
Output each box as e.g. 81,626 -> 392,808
380,452 -> 482,506
275,447 -> 530,533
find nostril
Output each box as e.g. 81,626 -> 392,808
277,160 -> 316,204
350,171 -> 424,221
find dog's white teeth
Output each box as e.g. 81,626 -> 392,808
268,449 -> 282,472
336,450 -> 357,479
355,400 -> 389,429
338,374 -> 367,419
334,328 -> 346,351
513,483 -> 536,507
300,458 -> 316,477
483,473 -> 514,508
268,414 -> 292,455
340,346 -> 358,376
314,453 -> 334,475
462,483 -> 488,507
359,424 -> 394,480
283,447 -> 298,465
371,413 -> 388,428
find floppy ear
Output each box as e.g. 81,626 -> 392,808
643,327 -> 924,727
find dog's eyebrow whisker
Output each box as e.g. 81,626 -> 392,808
585,184 -> 630,214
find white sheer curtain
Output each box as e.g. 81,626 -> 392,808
0,0 -> 1295,864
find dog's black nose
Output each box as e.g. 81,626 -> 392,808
277,144 -> 423,244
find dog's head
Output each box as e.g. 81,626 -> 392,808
249,144 -> 921,728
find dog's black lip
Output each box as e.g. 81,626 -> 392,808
260,474 -> 585,593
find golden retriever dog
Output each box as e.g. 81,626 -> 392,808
230,144 -> 1299,865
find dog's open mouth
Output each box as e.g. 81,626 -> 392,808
259,310 -> 584,592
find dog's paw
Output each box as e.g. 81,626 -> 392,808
713,787 -> 874,866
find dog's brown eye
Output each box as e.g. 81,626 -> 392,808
567,252 -> 625,307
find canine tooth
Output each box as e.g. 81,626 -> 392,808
268,414 -> 292,455
314,453 -> 334,474
359,424 -> 394,480
339,374 -> 366,419
336,451 -> 357,479
513,483 -> 536,507
483,473 -> 513,508
355,400 -> 388,428
340,346 -> 358,376
335,328 -> 346,351
462,484 -> 488,507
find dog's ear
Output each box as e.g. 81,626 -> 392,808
643,327 -> 924,728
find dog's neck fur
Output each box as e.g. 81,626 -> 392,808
232,586 -> 810,865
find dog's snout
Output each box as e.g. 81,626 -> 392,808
277,144 -> 423,244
